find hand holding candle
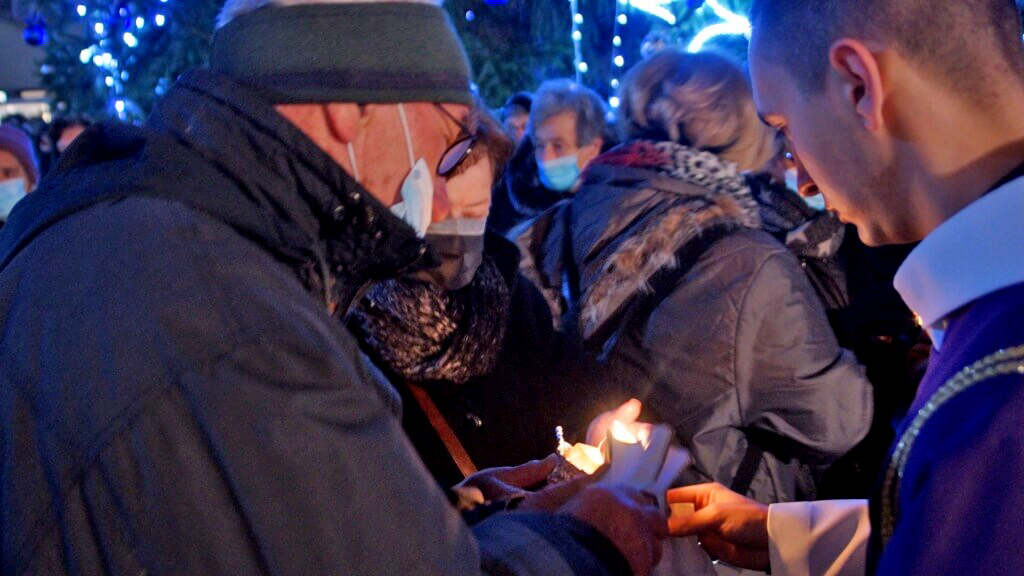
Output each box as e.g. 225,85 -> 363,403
550,400 -> 692,511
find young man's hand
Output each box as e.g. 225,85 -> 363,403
667,483 -> 771,571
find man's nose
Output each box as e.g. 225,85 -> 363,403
793,155 -> 819,197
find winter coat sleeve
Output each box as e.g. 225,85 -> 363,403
170,317 -> 482,575
733,249 -> 873,463
168,298 -> 627,576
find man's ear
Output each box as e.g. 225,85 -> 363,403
829,39 -> 885,132
324,103 -> 364,144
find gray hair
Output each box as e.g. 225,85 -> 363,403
528,79 -> 607,148
218,0 -> 443,29
618,49 -> 778,172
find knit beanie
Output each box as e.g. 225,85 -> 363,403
0,125 -> 40,187
210,1 -> 473,105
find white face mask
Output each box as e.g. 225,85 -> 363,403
0,177 -> 27,221
347,103 -> 433,238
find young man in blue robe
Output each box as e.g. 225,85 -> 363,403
665,1 -> 1024,574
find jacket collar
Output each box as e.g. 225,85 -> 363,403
894,173 -> 1024,349
0,70 -> 429,313
568,141 -> 762,344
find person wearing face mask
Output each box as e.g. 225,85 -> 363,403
500,92 -> 532,145
749,139 -> 927,502
488,79 -> 610,235
518,50 -> 872,508
0,2 -> 667,575
348,106 -> 591,490
0,124 -> 40,228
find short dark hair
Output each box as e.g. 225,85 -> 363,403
504,92 -> 533,115
750,0 -> 1024,94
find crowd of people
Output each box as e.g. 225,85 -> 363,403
1,0 -> 1022,575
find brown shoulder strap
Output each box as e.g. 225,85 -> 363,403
407,382 -> 478,479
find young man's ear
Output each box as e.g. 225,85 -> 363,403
829,39 -> 885,132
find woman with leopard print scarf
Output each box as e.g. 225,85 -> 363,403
516,50 -> 872,507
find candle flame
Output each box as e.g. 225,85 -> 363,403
611,420 -> 639,444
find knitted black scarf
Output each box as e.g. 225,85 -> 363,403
349,257 -> 511,385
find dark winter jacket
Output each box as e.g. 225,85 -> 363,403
0,70 -> 629,576
517,140 -> 873,503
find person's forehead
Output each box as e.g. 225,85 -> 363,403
434,102 -> 470,124
538,112 -> 577,135
421,102 -> 473,145
0,149 -> 25,170
748,47 -> 791,122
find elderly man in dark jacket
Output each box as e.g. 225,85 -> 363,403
0,2 -> 666,575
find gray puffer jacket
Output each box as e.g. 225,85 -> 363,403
517,140 -> 872,503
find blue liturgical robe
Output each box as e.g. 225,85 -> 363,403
876,168 -> 1024,574
766,168 -> 1024,575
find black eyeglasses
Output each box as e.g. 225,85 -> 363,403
434,103 -> 478,177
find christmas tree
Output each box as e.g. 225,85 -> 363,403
33,0 -> 218,122
29,0 -> 760,120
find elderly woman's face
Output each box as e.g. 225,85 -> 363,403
0,150 -> 32,191
533,111 -> 602,172
443,156 -> 493,221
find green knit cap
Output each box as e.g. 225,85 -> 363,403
211,3 -> 474,105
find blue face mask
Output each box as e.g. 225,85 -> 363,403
539,154 -> 581,192
784,168 -> 799,193
785,168 -> 826,211
0,178 -> 27,221
803,193 -> 827,212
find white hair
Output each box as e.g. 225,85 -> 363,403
217,0 -> 444,30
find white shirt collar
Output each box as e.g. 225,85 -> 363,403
894,174 -> 1024,350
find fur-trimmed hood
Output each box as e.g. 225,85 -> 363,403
517,139 -> 763,344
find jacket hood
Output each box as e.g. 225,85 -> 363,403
0,70 -> 429,312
